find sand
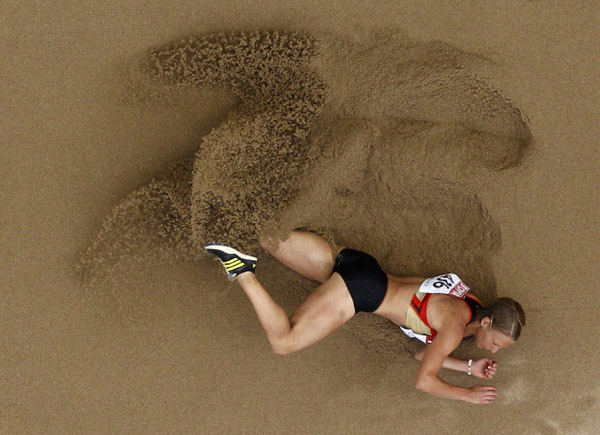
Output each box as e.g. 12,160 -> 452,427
2,1 -> 599,434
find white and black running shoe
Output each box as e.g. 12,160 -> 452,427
204,243 -> 257,280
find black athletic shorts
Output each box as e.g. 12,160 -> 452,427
332,248 -> 388,313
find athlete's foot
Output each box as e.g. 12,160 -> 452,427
204,243 -> 257,281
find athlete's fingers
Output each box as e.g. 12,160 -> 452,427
472,385 -> 498,403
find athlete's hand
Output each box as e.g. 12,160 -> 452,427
467,385 -> 498,404
471,358 -> 498,379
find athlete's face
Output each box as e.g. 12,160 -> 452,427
475,317 -> 515,353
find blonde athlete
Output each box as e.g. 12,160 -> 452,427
205,230 -> 525,404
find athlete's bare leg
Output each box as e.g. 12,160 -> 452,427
208,230 -> 353,354
236,271 -> 354,355
258,230 -> 341,283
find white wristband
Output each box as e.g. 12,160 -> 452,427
467,359 -> 473,376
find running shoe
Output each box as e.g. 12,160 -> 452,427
204,243 -> 257,280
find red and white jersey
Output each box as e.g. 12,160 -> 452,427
400,274 -> 480,344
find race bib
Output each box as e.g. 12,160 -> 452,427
418,273 -> 470,298
399,327 -> 432,344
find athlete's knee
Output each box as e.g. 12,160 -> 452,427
258,234 -> 280,255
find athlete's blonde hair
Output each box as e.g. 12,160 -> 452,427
475,297 -> 526,340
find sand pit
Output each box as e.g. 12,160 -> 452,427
77,30 -> 531,357
4,3 -> 599,433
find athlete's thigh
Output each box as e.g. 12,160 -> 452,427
284,273 -> 355,353
260,230 -> 339,283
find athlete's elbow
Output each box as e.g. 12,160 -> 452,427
271,344 -> 287,355
414,376 -> 433,393
270,341 -> 293,356
272,347 -> 290,356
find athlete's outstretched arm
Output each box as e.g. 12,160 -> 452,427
414,328 -> 498,404
414,347 -> 498,379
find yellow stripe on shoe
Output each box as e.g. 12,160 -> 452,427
223,258 -> 242,267
224,258 -> 243,266
204,243 -> 257,281
225,260 -> 244,271
224,258 -> 242,265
